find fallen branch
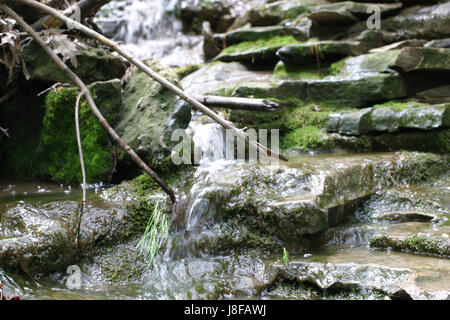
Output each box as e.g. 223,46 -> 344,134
10,0 -> 288,162
75,91 -> 86,250
194,95 -> 279,112
0,4 -> 177,204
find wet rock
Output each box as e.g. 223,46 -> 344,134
246,0 -> 312,26
277,40 -> 363,65
354,184 -> 450,223
369,39 -> 427,53
328,108 -> 373,136
0,198 -> 130,274
21,37 -> 126,84
308,2 -> 402,25
177,0 -> 232,33
214,25 -> 308,48
381,2 -> 450,41
416,85 -> 450,104
397,103 -> 450,130
180,152 -> 449,252
181,61 -> 273,96
370,107 -> 399,133
203,21 -> 222,60
424,38 -> 450,49
115,58 -> 191,171
374,212 -> 437,223
370,233 -> 450,257
232,80 -> 307,100
280,261 -> 415,298
308,73 -> 407,108
327,103 -> 450,135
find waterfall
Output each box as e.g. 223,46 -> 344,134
95,0 -> 203,66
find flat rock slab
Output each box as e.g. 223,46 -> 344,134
277,40 -> 363,65
308,1 -> 402,25
215,25 -> 308,48
232,72 -> 408,108
181,61 -> 273,96
276,260 -> 449,299
370,233 -> 450,257
327,103 -> 450,135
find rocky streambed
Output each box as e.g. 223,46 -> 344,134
1,0 -> 450,300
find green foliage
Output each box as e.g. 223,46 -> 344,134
283,126 -> 331,151
329,58 -> 347,75
136,202 -> 170,265
274,63 -> 328,80
283,247 -> 289,265
175,64 -> 202,79
42,82 -> 120,184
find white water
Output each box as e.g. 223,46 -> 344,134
95,0 -> 204,66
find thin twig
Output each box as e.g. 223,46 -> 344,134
0,4 -> 177,204
37,82 -> 70,96
10,0 -> 288,162
0,126 -> 9,138
75,91 -> 86,250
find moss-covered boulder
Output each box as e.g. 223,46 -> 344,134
0,79 -> 122,183
41,79 -> 122,184
21,37 -> 126,84
115,58 -> 191,172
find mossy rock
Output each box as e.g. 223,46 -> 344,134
41,79 -> 122,184
370,234 -> 450,257
276,40 -> 362,66
215,35 -> 302,64
115,58 -> 191,173
21,37 -> 126,84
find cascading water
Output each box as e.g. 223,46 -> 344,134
95,0 -> 204,66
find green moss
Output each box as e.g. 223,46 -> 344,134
283,126 -> 332,151
221,35 -> 300,55
371,233 -> 450,257
174,64 -> 202,79
330,58 -> 347,75
274,62 -> 328,80
41,80 -> 121,184
373,101 -> 427,112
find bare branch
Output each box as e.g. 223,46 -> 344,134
194,95 -> 279,112
37,82 -> 70,96
75,91 -> 86,250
